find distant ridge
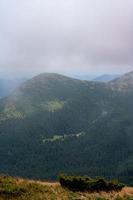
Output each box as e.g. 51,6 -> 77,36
110,71 -> 133,83
110,71 -> 133,91
94,74 -> 120,82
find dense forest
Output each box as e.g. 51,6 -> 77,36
0,72 -> 133,184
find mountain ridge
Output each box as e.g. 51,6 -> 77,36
94,74 -> 120,82
109,71 -> 133,91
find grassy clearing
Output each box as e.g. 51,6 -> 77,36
43,132 -> 85,143
45,100 -> 66,112
2,104 -> 25,120
0,175 -> 133,200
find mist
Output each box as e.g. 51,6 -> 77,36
0,0 -> 133,78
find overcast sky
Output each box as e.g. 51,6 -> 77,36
0,0 -> 133,78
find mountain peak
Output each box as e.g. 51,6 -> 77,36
34,72 -> 67,79
28,73 -> 82,83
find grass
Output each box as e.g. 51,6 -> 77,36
0,175 -> 133,200
43,132 -> 85,143
3,104 -> 25,120
45,100 -> 66,112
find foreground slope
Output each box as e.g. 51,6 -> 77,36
0,72 -> 133,183
0,175 -> 133,200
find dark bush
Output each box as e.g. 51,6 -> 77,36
59,174 -> 125,192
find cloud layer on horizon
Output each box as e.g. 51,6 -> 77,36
0,0 -> 133,77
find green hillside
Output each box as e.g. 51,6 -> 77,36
0,72 -> 133,184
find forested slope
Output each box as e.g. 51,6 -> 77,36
0,72 -> 133,184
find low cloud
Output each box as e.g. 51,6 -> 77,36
0,0 -> 133,77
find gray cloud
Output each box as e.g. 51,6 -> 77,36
0,0 -> 133,77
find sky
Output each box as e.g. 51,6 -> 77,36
0,0 -> 133,78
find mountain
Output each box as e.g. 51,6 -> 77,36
0,78 -> 26,98
94,74 -> 120,82
0,72 -> 133,184
110,71 -> 133,91
71,74 -> 94,80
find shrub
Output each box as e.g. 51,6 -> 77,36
59,174 -> 125,192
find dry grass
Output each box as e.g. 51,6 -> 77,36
0,176 -> 133,200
